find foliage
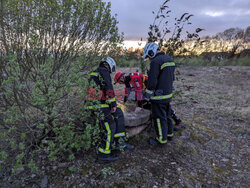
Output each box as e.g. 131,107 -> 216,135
102,167 -> 114,179
0,0 -> 122,174
215,27 -> 245,57
147,0 -> 203,57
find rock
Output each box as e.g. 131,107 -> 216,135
41,176 -> 48,188
31,174 -> 36,178
126,124 -> 148,137
15,167 -> 24,174
124,109 -> 150,127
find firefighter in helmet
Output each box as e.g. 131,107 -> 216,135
114,70 -> 185,131
143,42 -> 179,145
87,57 -> 134,163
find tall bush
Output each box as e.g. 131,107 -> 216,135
147,0 -> 203,57
0,0 -> 122,174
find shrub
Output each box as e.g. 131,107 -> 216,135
0,0 -> 122,175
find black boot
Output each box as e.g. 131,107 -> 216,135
174,121 -> 186,131
97,153 -> 118,164
148,137 -> 166,147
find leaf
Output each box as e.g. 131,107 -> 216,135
178,13 -> 188,21
163,0 -> 170,5
196,28 -> 205,33
185,14 -> 194,20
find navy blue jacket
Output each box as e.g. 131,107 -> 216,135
89,64 -> 116,108
145,52 -> 175,104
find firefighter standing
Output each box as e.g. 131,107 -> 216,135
88,57 -> 134,163
114,71 -> 186,131
143,42 -> 175,145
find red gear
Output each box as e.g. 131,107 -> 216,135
114,71 -> 124,84
125,72 -> 146,101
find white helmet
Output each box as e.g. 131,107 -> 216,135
143,42 -> 159,59
101,56 -> 116,72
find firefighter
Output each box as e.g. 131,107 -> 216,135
114,71 -> 186,131
143,42 -> 175,145
114,71 -> 150,109
87,57 -> 134,163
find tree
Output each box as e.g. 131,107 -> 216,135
243,26 -> 250,43
215,27 -> 244,57
0,0 -> 122,174
147,0 -> 203,57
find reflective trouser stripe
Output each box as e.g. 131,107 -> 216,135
167,133 -> 174,137
156,118 -> 167,144
114,132 -> 125,138
98,122 -> 111,154
86,104 -> 109,110
160,62 -> 175,70
107,97 -> 116,103
146,89 -> 153,94
151,93 -> 173,100
89,72 -> 99,77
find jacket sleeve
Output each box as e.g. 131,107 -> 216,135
145,61 -> 160,98
100,69 -> 117,108
124,86 -> 130,103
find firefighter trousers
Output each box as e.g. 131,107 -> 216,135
151,102 -> 173,144
98,107 -> 126,155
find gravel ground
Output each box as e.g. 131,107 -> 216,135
1,66 -> 249,187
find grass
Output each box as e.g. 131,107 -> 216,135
174,56 -> 250,66
115,54 -> 250,69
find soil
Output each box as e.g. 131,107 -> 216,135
1,66 -> 249,187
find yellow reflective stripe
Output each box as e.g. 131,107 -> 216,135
156,118 -> 163,141
114,132 -> 125,138
161,62 -> 175,70
151,93 -> 173,100
107,97 -> 116,103
98,147 -> 111,154
86,104 -> 109,110
89,72 -> 99,77
146,89 -> 153,94
156,118 -> 167,144
167,133 -> 174,137
104,122 -> 111,152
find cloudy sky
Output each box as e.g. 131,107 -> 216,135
103,0 -> 250,40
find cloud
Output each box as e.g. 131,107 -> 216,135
204,11 -> 225,17
103,0 -> 250,39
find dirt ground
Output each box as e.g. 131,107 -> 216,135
1,66 -> 249,187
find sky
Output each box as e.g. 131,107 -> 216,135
103,0 -> 250,41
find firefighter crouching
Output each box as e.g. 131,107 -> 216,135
87,57 -> 134,164
143,42 -> 175,145
114,71 -> 150,109
114,71 -> 186,131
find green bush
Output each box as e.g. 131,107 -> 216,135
0,0 -> 122,175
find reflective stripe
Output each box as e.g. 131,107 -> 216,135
107,97 -> 116,103
156,119 -> 167,144
151,93 -> 173,100
167,133 -> 174,137
89,72 -> 99,77
104,122 -> 111,151
146,89 -> 153,94
86,104 -> 109,110
114,132 -> 125,138
98,147 -> 111,154
161,62 -> 175,70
